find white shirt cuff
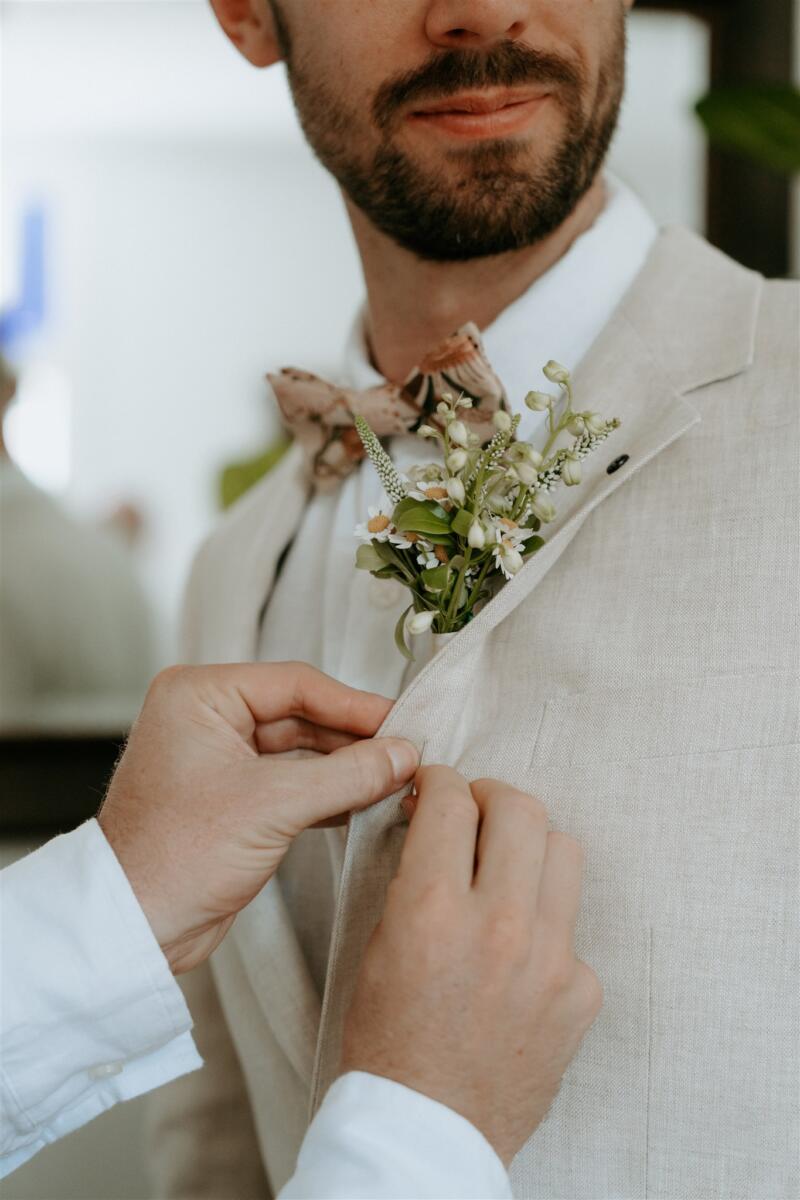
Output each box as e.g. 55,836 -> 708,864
0,819 -> 202,1177
280,1071 -> 512,1200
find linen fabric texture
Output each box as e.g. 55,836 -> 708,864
147,227 -> 800,1200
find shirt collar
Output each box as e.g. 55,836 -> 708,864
341,174 -> 658,439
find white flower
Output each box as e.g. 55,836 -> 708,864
448,420 -> 469,448
354,506 -> 393,543
492,410 -> 513,432
486,487 -> 511,512
388,529 -> 416,549
525,390 -> 553,412
467,520 -> 486,549
512,461 -> 539,487
446,476 -> 466,505
493,538 -> 525,580
490,516 -> 530,548
519,445 -> 543,468
418,424 -> 438,439
530,491 -> 557,523
416,545 -> 439,569
458,397 -> 473,409
567,415 -> 585,436
543,360 -> 570,385
561,453 -> 582,487
446,449 -> 468,472
436,401 -> 451,416
584,411 -> 606,435
406,610 -> 436,636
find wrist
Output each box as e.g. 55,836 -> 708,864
97,811 -> 182,967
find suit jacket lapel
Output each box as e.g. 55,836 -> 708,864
309,226 -> 762,1114
183,441 -> 311,663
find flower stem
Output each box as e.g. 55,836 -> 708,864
444,548 -> 473,630
465,555 -> 493,612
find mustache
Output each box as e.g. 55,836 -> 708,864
372,42 -> 585,132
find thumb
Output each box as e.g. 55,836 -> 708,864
285,737 -> 419,830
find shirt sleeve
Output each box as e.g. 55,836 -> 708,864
0,819 -> 203,1179
279,1071 -> 513,1200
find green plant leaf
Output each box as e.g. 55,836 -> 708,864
695,84 -> 800,175
394,606 -> 415,661
523,535 -> 545,556
393,498 -> 452,538
523,513 -> 542,531
421,565 -> 450,593
451,508 -> 475,537
371,541 -> 414,576
355,542 -> 386,571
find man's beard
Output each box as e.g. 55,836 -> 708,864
277,18 -> 626,262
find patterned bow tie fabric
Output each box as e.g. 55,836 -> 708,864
267,322 -> 509,487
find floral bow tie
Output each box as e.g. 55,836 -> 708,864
267,322 -> 509,488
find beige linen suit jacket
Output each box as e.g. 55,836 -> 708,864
148,229 -> 799,1200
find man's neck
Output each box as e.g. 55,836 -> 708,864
347,175 -> 607,382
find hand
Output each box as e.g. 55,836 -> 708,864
98,662 -> 418,975
340,766 -> 602,1166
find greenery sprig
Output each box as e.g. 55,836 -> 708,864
354,361 -> 620,659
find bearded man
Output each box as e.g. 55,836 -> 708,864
148,2 -> 799,1197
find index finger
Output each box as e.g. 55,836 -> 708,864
194,661 -> 393,739
396,765 -> 480,893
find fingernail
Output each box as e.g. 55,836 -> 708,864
385,738 -> 419,781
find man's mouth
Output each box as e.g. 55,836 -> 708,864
407,87 -> 552,139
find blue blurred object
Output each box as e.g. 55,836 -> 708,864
0,205 -> 47,350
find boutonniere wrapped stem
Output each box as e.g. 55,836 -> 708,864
354,361 -> 620,659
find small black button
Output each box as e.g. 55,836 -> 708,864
606,454 -> 629,475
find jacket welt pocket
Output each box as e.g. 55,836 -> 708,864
529,672 -> 799,769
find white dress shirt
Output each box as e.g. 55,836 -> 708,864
0,822 -> 511,1198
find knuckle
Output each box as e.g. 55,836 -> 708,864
546,960 -> 576,995
475,779 -> 548,824
484,903 -> 530,960
574,961 -> 604,1017
415,877 -> 457,919
150,664 -> 190,695
352,744 -> 383,796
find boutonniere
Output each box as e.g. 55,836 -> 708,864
354,361 -> 620,659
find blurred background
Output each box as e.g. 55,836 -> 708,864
0,1 -> 798,1196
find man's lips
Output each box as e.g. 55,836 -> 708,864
406,88 -> 551,138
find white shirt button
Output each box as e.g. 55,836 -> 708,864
88,1061 -> 124,1080
369,577 -> 403,610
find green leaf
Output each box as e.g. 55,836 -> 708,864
372,541 -> 412,573
523,535 -> 545,556
355,542 -> 385,572
421,565 -> 450,593
393,498 -> 452,538
695,85 -> 800,175
394,606 -> 415,661
523,513 -> 542,531
451,508 -> 475,537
